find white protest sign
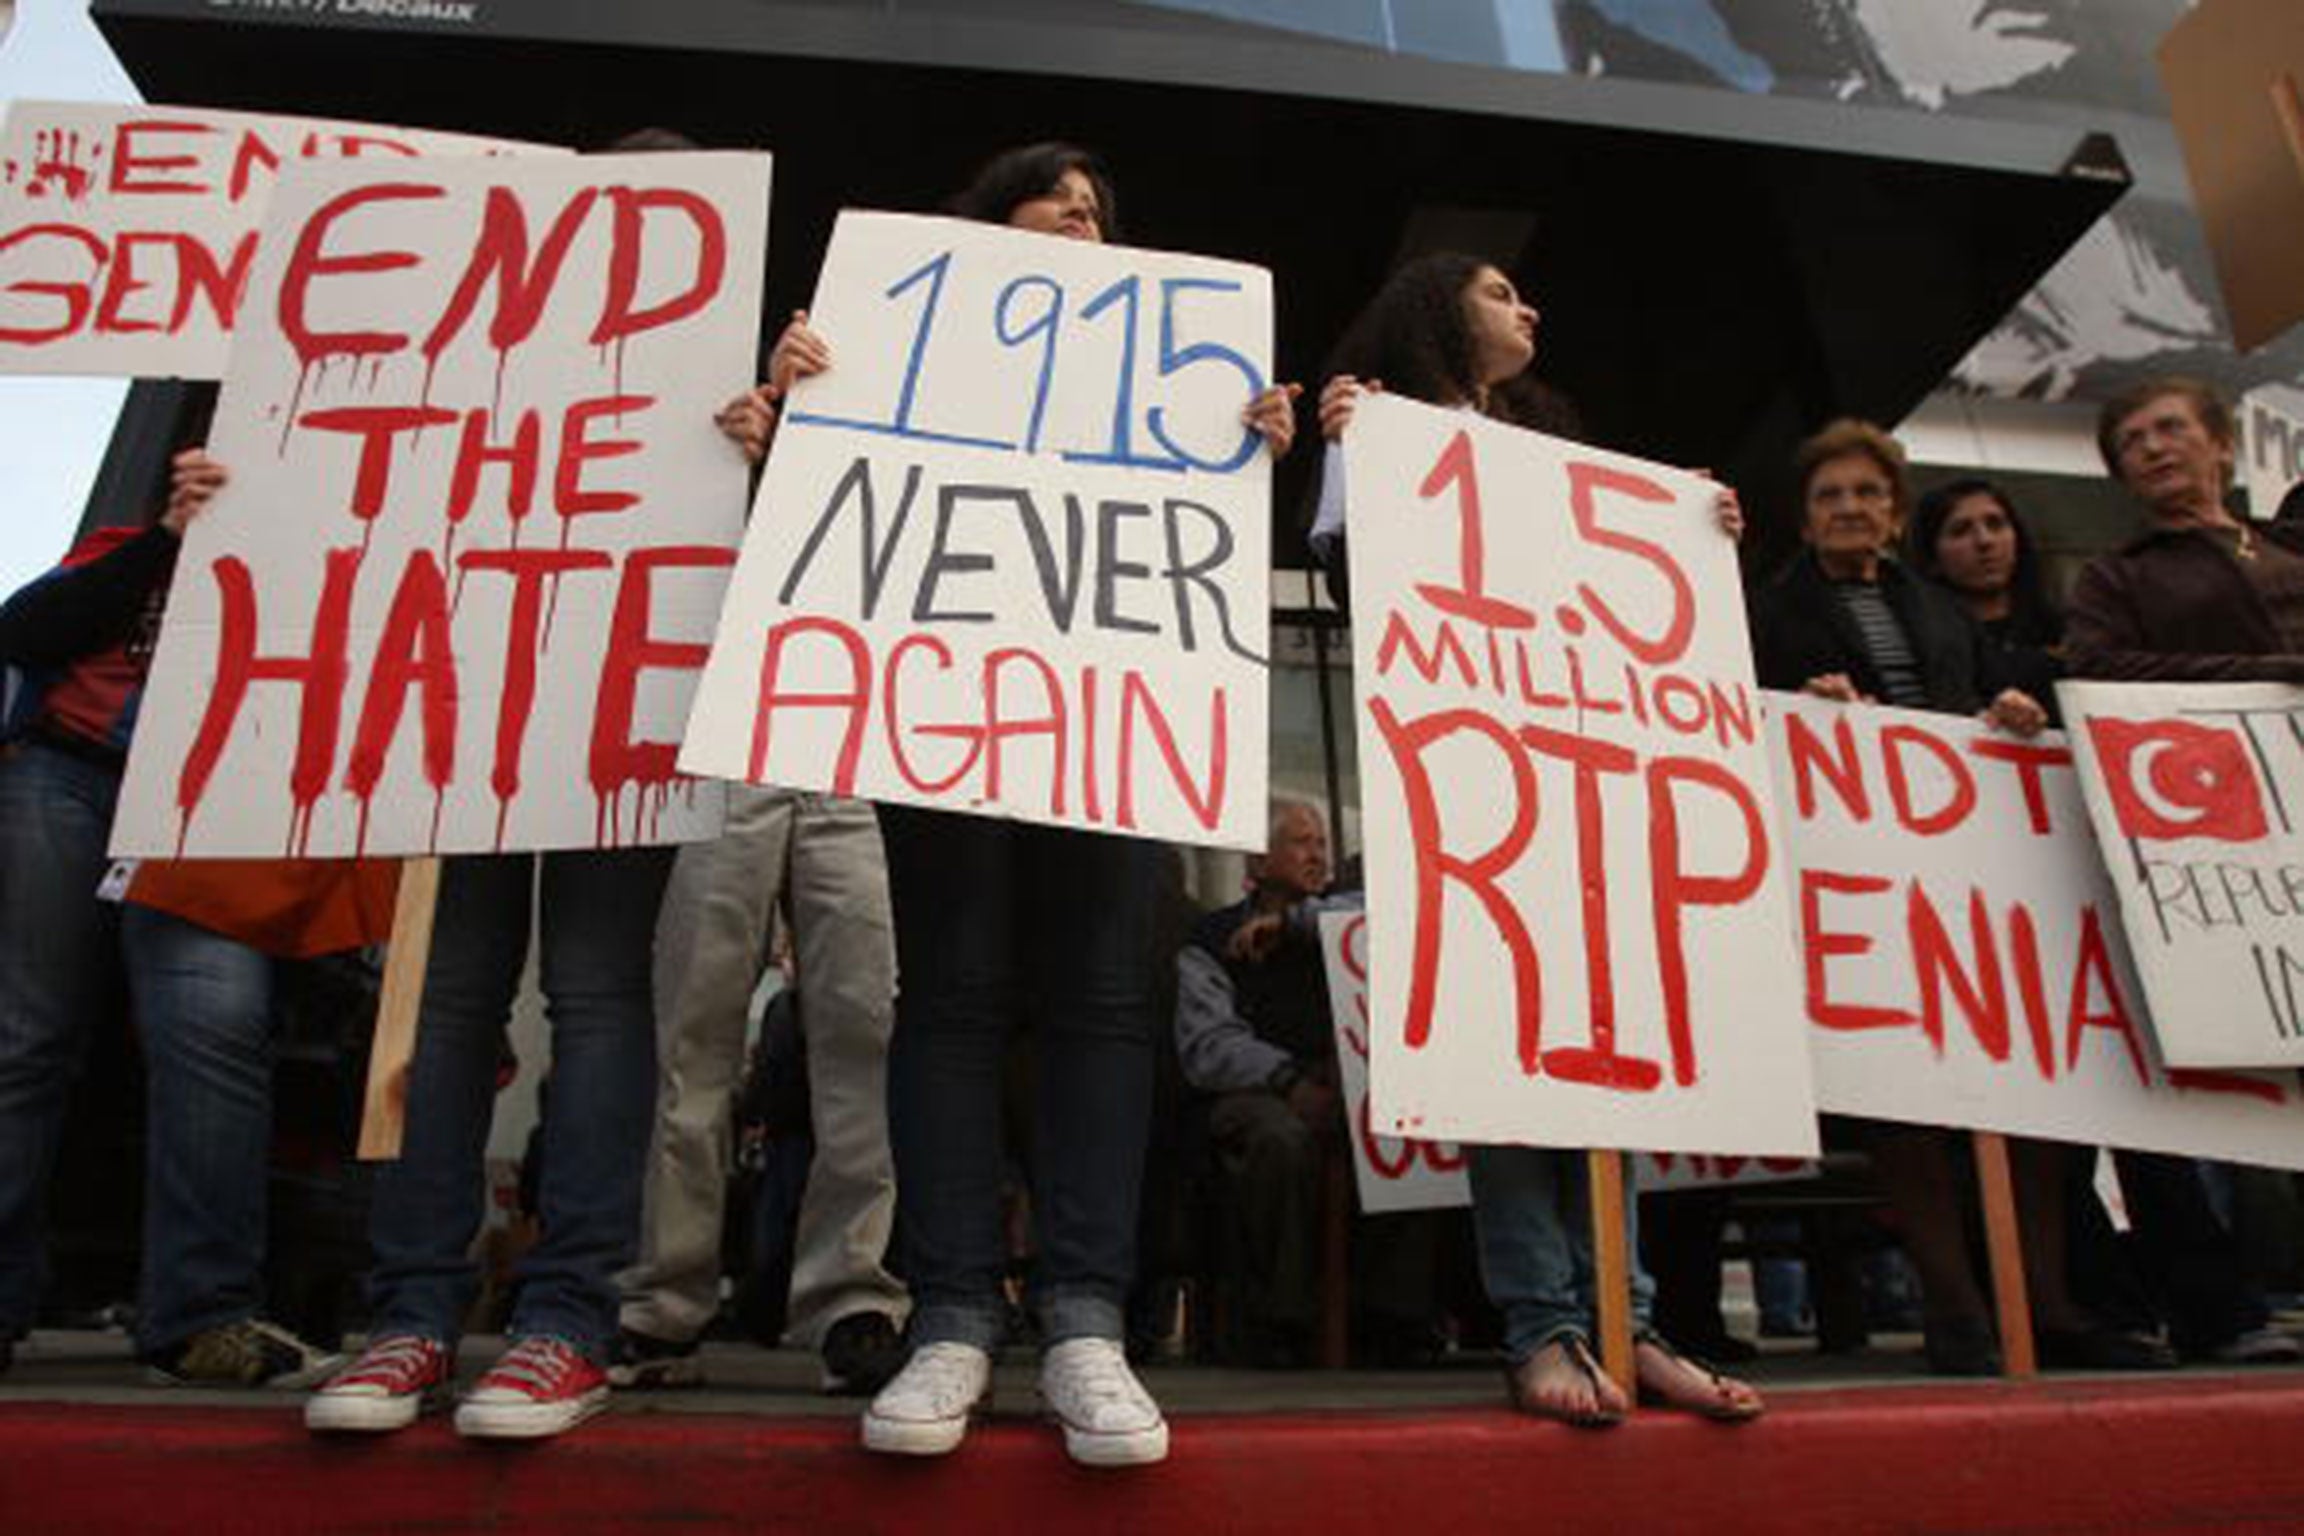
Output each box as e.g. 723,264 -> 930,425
1317,908 -> 1812,1210
1345,394 -> 1816,1156
2060,679 -> 2304,1069
681,211 -> 1271,850
1771,690 -> 2304,1167
0,100 -> 564,377
110,152 -> 770,858
2240,384 -> 2304,520
1317,909 -> 1469,1213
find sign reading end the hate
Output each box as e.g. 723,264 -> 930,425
681,212 -> 1272,850
1345,394 -> 1817,1157
110,151 -> 771,859
2062,679 -> 2304,1070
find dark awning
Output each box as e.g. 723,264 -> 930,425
90,0 -> 2129,563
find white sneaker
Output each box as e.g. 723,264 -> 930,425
862,1342 -> 992,1456
1038,1337 -> 1168,1467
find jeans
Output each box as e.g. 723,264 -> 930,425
1467,1145 -> 1655,1363
122,905 -> 278,1356
365,847 -> 670,1360
0,742 -> 122,1338
880,808 -> 1160,1351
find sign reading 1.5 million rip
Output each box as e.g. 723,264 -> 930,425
683,211 -> 1274,851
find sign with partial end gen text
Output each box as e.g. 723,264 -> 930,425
2061,679 -> 2304,1071
1774,690 -> 2304,1168
110,151 -> 771,858
1345,394 -> 1817,1157
0,100 -> 564,378
681,211 -> 1272,851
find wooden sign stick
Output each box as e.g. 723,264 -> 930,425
1588,1148 -> 1637,1396
357,856 -> 442,1162
1971,1129 -> 2037,1378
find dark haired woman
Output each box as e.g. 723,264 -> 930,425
1313,251 -> 1761,1427
769,142 -> 1297,1466
1907,477 -> 2063,718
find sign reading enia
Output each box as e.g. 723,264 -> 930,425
110,152 -> 772,859
0,101 -> 561,377
682,212 -> 1274,851
1345,394 -> 1817,1158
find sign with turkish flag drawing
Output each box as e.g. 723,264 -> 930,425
1345,393 -> 1817,1156
1775,690 -> 2304,1168
110,151 -> 770,858
2061,680 -> 2304,1069
0,100 -> 563,377
680,212 -> 1271,850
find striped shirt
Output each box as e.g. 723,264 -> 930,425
1830,580 -> 1928,708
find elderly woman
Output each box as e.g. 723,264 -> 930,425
1751,420 -> 2173,1375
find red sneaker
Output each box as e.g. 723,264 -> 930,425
453,1336 -> 610,1440
304,1335 -> 453,1433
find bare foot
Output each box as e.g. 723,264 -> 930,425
1634,1338 -> 1764,1421
1507,1337 -> 1628,1427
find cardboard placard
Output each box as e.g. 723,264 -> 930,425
681,212 -> 1272,850
2061,679 -> 2304,1070
1774,689 -> 2304,1167
1345,393 -> 1817,1156
111,152 -> 771,857
0,100 -> 562,377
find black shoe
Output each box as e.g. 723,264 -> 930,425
820,1312 -> 906,1397
1923,1315 -> 2001,1377
606,1329 -> 702,1389
144,1318 -> 343,1390
2036,1324 -> 2178,1372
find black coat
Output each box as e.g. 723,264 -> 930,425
1748,550 -> 1998,715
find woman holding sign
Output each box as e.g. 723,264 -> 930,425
766,142 -> 1298,1467
1312,252 -> 1763,1426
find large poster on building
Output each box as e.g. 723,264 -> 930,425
0,100 -> 563,377
110,152 -> 771,858
2061,679 -> 2304,1070
1772,690 -> 2304,1168
682,211 -> 1272,850
1345,393 -> 1817,1156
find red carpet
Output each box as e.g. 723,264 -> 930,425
5,1376 -> 2302,1534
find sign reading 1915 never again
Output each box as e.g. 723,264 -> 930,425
109,151 -> 772,859
1344,393 -> 1816,1157
681,211 -> 1273,851
0,100 -> 563,378
2062,679 -> 2304,1070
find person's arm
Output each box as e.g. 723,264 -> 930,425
2063,559 -> 2304,683
0,525 -> 178,668
1175,944 -> 1295,1094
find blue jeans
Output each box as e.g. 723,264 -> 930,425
0,742 -> 122,1338
1467,1145 -> 1656,1363
121,905 -> 278,1356
880,808 -> 1160,1351
365,847 -> 670,1360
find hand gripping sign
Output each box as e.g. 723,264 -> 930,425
1773,689 -> 2304,1167
680,212 -> 1272,850
109,151 -> 772,858
0,100 -> 564,377
1344,394 -> 1817,1156
2062,679 -> 2304,1070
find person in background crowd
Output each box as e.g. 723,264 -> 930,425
2058,375 -> 2304,1366
769,141 -> 1300,1467
0,437 -> 355,1388
613,778 -> 908,1396
1907,476 -> 2065,716
1753,419 -> 2179,1375
1316,251 -> 1761,1425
